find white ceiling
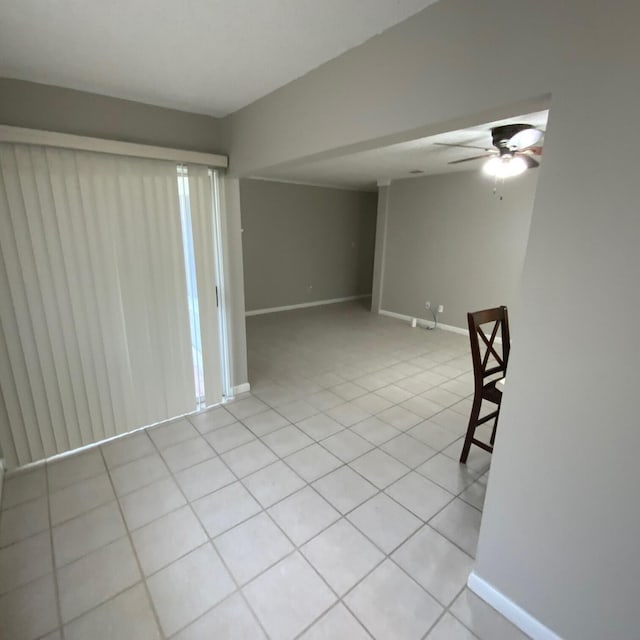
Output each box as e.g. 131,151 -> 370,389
0,0 -> 438,117
255,110 -> 549,190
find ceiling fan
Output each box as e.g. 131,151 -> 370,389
436,123 -> 544,178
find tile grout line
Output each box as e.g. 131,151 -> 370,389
192,406 -> 481,637
197,392 -> 484,562
143,426 -> 273,640
188,424 -> 367,638
250,387 -> 485,547
187,335 -> 476,468
2,311 -> 492,639
97,446 -> 168,640
246,340 -> 471,410
418,584 -> 476,640
0,389 -> 485,616
44,459 -> 65,640
178,405 -> 463,637
180,407 -> 482,636
23,451 -> 475,625
0,494 -> 49,548
292,600 -> 376,640
243,335 -> 487,636
245,314 -> 484,637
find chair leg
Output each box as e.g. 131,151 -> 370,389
490,408 -> 499,445
460,396 -> 482,464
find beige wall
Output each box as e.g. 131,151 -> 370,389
474,75 -> 640,640
380,170 -> 537,329
226,1 -> 640,637
240,179 -> 377,311
0,78 -> 225,153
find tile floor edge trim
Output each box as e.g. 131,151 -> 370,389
245,295 -> 371,317
467,571 -> 564,640
4,404 -> 223,476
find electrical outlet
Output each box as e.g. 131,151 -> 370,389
437,304 -> 444,313
425,301 -> 431,310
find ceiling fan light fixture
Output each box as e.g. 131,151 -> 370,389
482,155 -> 527,178
509,127 -> 543,149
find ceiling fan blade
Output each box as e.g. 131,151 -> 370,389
434,142 -> 491,151
517,153 -> 540,169
448,153 -> 494,165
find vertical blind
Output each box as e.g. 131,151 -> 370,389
0,143 -> 199,468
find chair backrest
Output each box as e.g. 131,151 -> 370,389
467,306 -> 511,389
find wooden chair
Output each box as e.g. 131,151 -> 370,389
459,306 -> 511,464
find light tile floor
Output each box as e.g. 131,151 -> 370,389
0,301 -> 530,639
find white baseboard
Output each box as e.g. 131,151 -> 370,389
379,308 -> 431,327
437,321 -> 469,336
0,459 -> 5,509
246,295 -> 371,317
379,308 -> 468,336
378,309 -> 504,342
232,383 -> 251,395
467,571 -> 563,640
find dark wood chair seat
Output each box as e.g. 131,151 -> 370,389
460,305 -> 510,463
482,379 -> 503,405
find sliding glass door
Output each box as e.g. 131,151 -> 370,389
178,165 -> 229,409
0,143 -> 226,468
